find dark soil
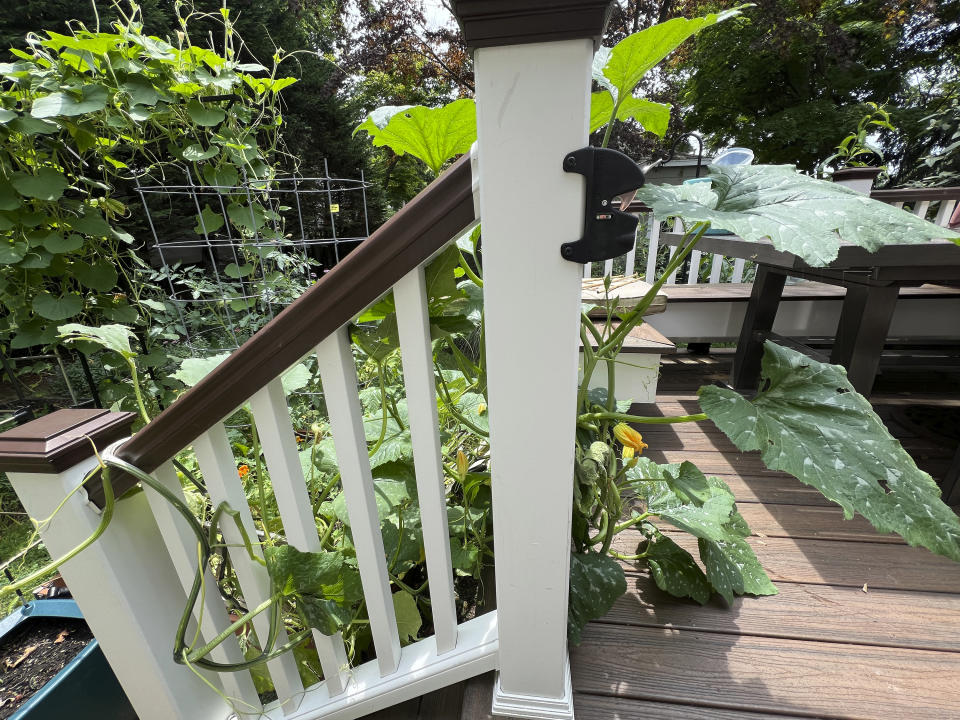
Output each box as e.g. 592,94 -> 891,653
0,616 -> 93,719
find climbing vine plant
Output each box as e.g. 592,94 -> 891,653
0,1 -> 295,351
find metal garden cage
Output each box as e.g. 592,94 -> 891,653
136,160 -> 372,356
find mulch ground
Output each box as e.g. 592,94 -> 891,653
0,616 -> 93,719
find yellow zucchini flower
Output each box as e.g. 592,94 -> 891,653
613,423 -> 648,463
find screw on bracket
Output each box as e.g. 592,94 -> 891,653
559,147 -> 646,264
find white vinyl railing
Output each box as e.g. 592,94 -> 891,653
0,26 -> 593,720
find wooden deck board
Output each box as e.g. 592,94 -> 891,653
613,530 -> 960,593
574,694 -> 809,719
571,624 -> 960,720
603,574 -> 960,652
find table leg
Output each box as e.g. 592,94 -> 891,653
830,284 -> 899,396
731,265 -> 786,391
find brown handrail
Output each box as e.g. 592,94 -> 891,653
94,154 -> 475,507
869,187 -> 960,202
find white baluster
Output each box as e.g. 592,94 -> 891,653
394,266 -> 459,654
316,329 -> 402,677
603,258 -> 613,276
250,378 -> 351,695
687,249 -> 702,284
193,424 -> 306,711
709,253 -> 724,284
934,199 -> 956,228
665,218 -> 681,284
644,218 -> 660,282
912,200 -> 931,221
732,257 -> 746,283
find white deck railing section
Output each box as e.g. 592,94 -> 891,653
2,25 -> 596,720
7,223 -> 513,720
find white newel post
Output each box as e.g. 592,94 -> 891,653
0,410 -> 231,720
461,3 -> 612,716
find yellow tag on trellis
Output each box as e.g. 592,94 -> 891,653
330,203 -> 340,213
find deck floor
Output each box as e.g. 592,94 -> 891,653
374,351 -> 960,720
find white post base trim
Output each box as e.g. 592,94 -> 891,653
491,657 -> 574,720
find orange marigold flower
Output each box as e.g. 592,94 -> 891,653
238,464 -> 250,478
613,423 -> 648,462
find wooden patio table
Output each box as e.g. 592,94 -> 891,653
659,232 -> 960,396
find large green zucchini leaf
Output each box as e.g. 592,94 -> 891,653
635,164 -> 960,266
699,342 -> 960,562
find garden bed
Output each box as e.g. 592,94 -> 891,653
0,600 -> 135,720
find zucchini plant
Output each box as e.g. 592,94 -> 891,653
355,7 -> 960,646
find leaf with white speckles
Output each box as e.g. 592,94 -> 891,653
645,532 -> 713,605
568,551 -> 626,645
635,164 -> 960,266
699,341 -> 960,562
699,537 -> 777,604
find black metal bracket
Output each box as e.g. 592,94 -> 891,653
560,147 -> 646,264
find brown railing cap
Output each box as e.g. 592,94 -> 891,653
451,0 -> 614,49
870,186 -> 960,202
0,409 -> 136,474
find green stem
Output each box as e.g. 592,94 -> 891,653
597,223 -> 708,358
610,549 -> 648,562
126,358 -> 152,425
0,463 -> 115,600
458,249 -> 483,288
248,411 -> 270,540
612,512 -> 652,535
600,99 -> 621,149
435,360 -> 489,437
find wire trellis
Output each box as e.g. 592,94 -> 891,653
136,159 -> 371,357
